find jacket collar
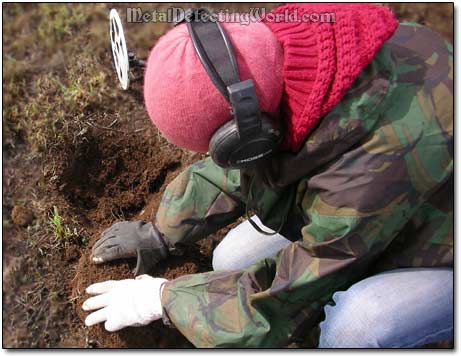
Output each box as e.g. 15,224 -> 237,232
248,43 -> 396,189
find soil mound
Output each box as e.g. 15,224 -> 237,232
11,205 -> 34,227
71,230 -> 213,348
55,123 -> 219,347
59,129 -> 182,225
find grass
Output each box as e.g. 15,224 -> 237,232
36,4 -> 89,49
49,206 -> 79,242
2,3 -> 453,158
48,205 -> 89,247
4,59 -> 109,155
2,3 -> 117,156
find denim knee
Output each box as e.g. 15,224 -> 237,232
212,239 -> 241,271
319,288 -> 390,348
319,268 -> 453,348
212,217 -> 292,271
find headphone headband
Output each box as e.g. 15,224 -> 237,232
178,9 -> 240,101
176,8 -> 280,168
180,9 -> 263,139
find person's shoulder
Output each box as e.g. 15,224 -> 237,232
386,22 -> 452,97
388,22 -> 452,58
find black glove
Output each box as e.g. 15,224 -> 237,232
91,221 -> 169,276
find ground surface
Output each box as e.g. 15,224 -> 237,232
2,3 -> 453,348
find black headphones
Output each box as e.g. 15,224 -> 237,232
175,8 -> 282,169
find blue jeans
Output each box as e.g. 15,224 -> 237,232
212,218 -> 454,348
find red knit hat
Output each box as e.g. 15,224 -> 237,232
263,3 -> 398,151
144,4 -> 398,153
144,21 -> 284,152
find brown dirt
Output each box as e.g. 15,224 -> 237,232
57,116 -> 215,347
46,108 -> 220,347
58,128 -> 182,225
70,231 -> 215,348
63,131 -> 219,347
11,206 -> 34,227
2,63 -> 212,347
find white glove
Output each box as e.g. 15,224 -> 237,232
82,274 -> 168,332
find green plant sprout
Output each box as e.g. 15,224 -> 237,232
49,206 -> 78,241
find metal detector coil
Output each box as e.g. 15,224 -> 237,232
109,9 -> 146,90
110,9 -> 130,90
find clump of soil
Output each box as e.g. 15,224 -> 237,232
69,181 -> 225,348
65,245 -> 81,263
58,128 -> 182,226
70,232 -> 212,348
11,205 -> 34,227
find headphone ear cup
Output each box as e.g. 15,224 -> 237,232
209,114 -> 282,169
209,120 -> 241,168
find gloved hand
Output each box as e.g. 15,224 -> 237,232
91,221 -> 169,276
82,275 -> 168,332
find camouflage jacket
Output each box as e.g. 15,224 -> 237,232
156,23 -> 453,347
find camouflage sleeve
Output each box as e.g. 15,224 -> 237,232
160,24 -> 453,347
156,158 -> 245,246
159,174 -> 425,347
161,144 -> 453,347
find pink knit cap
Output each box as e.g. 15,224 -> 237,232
144,21 -> 284,152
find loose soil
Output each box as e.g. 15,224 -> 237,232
11,206 -> 34,227
64,126 -> 224,347
56,110 -> 226,347
3,3 -> 453,349
2,3 -> 228,347
2,59 -> 221,347
5,101 -> 227,347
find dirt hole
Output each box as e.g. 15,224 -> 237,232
59,130 -> 181,225
55,126 -> 213,347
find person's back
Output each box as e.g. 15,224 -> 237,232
371,22 -> 453,271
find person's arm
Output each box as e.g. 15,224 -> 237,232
90,157 -> 245,271
161,176 -> 450,347
160,105 -> 453,347
156,157 -> 246,246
